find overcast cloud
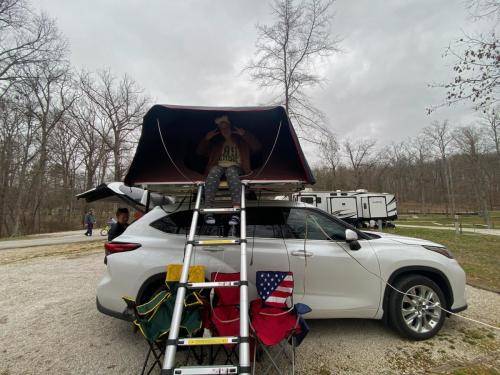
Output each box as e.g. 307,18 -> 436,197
35,0 -> 491,162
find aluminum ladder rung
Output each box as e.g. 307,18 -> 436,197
178,336 -> 239,346
201,207 -> 241,213
173,365 -> 238,374
194,239 -> 240,246
186,281 -> 240,289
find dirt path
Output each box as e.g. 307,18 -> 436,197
397,224 -> 500,237
0,245 -> 498,374
0,230 -> 105,251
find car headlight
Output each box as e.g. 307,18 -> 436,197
422,245 -> 454,259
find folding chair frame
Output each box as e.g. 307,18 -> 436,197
250,320 -> 299,375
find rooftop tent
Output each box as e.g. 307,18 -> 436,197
124,105 -> 315,194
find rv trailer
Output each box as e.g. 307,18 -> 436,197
293,189 -> 397,227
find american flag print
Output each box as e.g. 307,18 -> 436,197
256,271 -> 294,308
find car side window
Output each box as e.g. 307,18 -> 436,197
283,208 -> 346,241
246,207 -> 285,239
150,210 -> 220,236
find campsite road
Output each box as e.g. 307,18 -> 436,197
0,245 -> 498,374
397,224 -> 500,236
0,230 -> 105,251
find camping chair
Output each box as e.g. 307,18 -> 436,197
123,264 -> 207,375
250,271 -> 311,375
208,272 -> 242,365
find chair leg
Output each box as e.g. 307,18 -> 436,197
140,346 -> 152,375
142,342 -> 163,375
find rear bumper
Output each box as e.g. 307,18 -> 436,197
96,296 -> 133,322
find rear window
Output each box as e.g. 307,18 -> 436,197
150,207 -> 286,238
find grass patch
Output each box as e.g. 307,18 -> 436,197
384,227 -> 500,292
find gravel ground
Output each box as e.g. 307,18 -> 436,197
0,246 -> 498,375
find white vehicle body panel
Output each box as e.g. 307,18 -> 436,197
96,203 -> 466,322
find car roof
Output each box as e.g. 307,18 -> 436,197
160,199 -> 312,212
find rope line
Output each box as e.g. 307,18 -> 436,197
156,118 -> 197,185
306,215 -> 500,331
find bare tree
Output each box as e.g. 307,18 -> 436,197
343,138 -> 376,187
0,0 -> 66,97
423,121 -> 457,215
429,1 -> 499,112
464,0 -> 500,20
245,0 -> 340,141
453,125 -> 492,227
319,132 -> 339,172
408,134 -> 431,211
480,106 -> 500,158
11,58 -> 74,234
79,69 -> 149,180
68,93 -> 111,190
318,132 -> 339,189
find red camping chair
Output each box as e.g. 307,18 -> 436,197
209,272 -> 241,365
250,271 -> 311,375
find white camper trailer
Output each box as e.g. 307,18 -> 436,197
293,189 -> 397,227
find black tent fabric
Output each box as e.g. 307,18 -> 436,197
124,105 -> 315,189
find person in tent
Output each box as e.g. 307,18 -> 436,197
108,207 -> 130,241
197,115 -> 261,225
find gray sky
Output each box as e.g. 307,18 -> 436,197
36,0 -> 490,161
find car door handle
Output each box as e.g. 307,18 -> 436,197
291,250 -> 313,257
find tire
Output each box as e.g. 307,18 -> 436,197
138,282 -> 166,305
388,274 -> 446,340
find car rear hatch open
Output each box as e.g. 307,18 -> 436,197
76,182 -> 172,212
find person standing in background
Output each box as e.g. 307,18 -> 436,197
84,209 -> 96,236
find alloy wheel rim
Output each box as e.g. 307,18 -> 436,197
401,284 -> 442,334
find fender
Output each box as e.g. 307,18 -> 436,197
136,272 -> 167,303
381,265 -> 453,321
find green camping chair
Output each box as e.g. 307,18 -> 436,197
123,264 -> 207,375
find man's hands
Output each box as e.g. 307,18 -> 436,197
205,127 -> 245,140
205,129 -> 220,140
233,127 -> 245,136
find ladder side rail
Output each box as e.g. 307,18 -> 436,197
239,183 -> 251,374
163,184 -> 203,373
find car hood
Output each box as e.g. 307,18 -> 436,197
364,231 -> 445,247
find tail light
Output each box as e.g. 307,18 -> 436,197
105,242 -> 142,254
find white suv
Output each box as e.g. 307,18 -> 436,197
96,201 -> 467,340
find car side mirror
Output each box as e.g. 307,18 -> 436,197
345,229 -> 361,251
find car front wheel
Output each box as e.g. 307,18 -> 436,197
388,275 -> 446,340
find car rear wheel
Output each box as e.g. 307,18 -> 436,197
388,275 -> 446,340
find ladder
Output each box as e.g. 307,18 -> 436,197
162,183 -> 251,375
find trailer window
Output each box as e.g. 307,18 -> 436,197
300,197 -> 315,204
